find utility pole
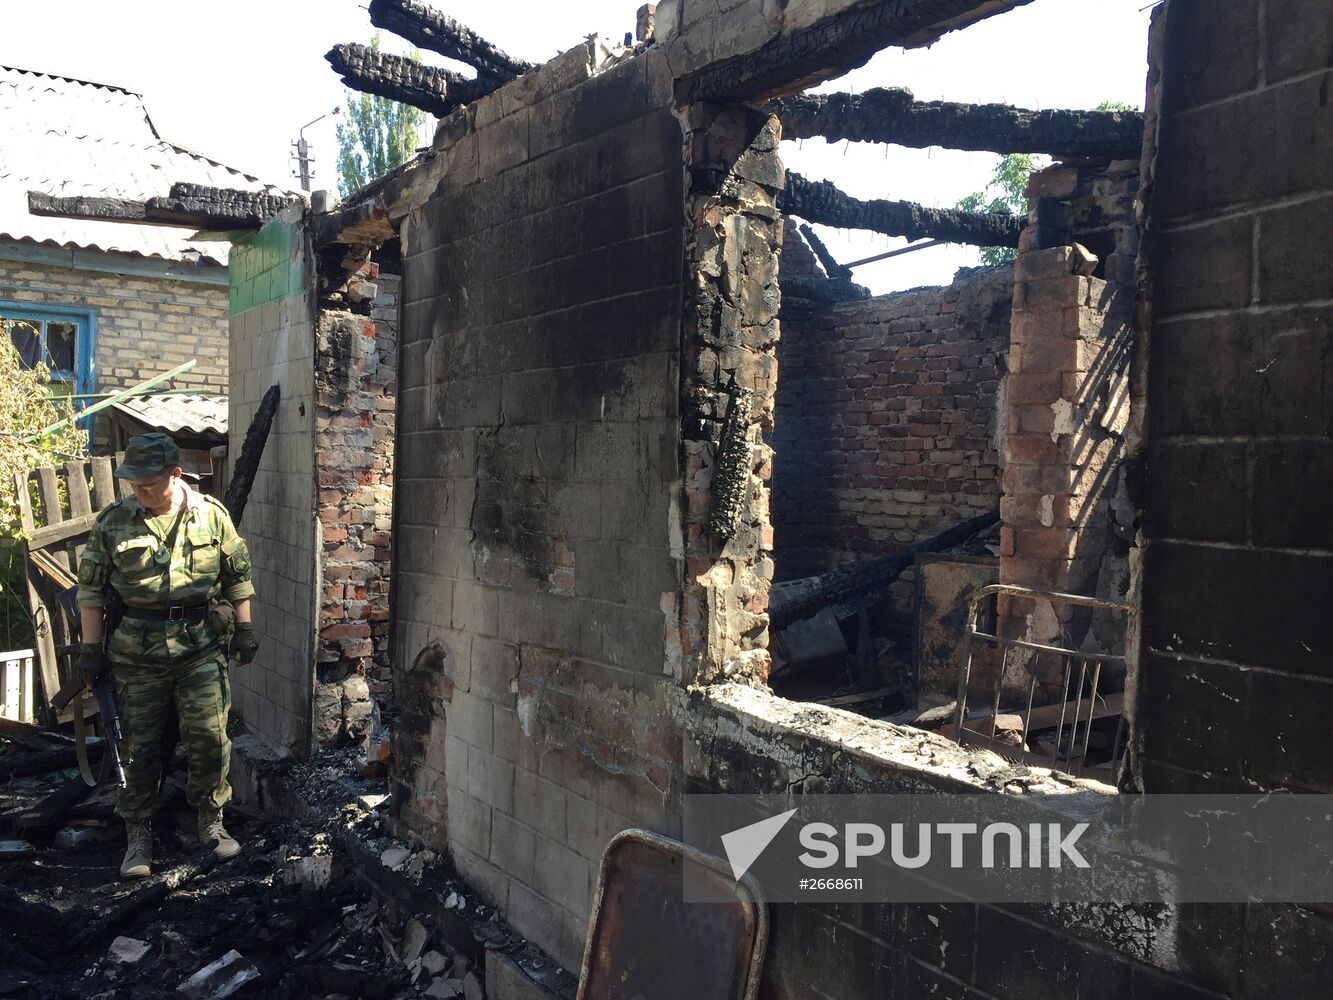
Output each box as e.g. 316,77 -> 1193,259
292,107 -> 340,192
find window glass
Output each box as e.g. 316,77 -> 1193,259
46,321 -> 76,373
5,317 -> 42,368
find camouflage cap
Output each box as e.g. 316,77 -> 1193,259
114,432 -> 182,480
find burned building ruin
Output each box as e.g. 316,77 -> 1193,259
15,0 -> 1331,997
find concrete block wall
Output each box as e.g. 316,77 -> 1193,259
1137,0 -> 1333,805
312,271 -> 398,745
772,267 -> 1011,581
0,258 -> 229,447
390,45 -> 686,970
227,211 -> 318,755
686,683 -> 1254,1000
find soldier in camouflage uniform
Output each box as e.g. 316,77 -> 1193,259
76,433 -> 259,878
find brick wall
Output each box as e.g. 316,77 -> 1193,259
313,271 -> 398,744
227,211 -> 318,755
0,257 -> 228,446
772,267 -> 1011,581
1136,0 -> 1333,803
391,44 -> 685,969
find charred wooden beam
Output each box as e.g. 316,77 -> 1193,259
368,0 -> 533,83
28,184 -> 294,230
680,0 -> 1036,105
781,172 -> 1023,248
798,222 -> 853,280
773,88 -> 1144,159
769,509 -> 1000,630
326,43 -> 497,117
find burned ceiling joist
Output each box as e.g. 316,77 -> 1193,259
27,184 -> 295,230
367,0 -> 532,84
326,43 -> 497,117
773,87 -> 1145,159
781,172 -> 1023,248
680,0 -> 1036,104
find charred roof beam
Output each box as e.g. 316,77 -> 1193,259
326,43 -> 498,117
680,0 -> 1037,104
780,172 -> 1023,248
773,88 -> 1144,159
367,0 -> 532,84
27,184 -> 296,230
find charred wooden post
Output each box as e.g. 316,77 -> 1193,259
768,509 -> 1000,630
28,184 -> 294,230
326,43 -> 497,117
773,88 -> 1145,159
225,384 -> 282,527
708,387 -> 754,539
368,0 -> 533,83
780,172 -> 1023,248
679,0 -> 1037,104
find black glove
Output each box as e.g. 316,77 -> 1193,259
77,642 -> 110,685
229,622 -> 259,665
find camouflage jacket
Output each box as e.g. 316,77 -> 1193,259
77,484 -> 255,666
77,483 -> 255,611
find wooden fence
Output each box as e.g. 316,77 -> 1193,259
10,456 -> 127,722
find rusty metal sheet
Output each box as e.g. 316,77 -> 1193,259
578,830 -> 767,1000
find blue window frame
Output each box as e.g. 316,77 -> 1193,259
0,301 -> 97,407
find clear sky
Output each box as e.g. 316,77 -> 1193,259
3,0 -> 1152,294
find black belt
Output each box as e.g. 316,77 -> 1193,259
120,603 -> 209,623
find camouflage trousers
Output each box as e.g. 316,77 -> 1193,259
111,626 -> 232,822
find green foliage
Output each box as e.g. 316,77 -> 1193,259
335,34 -> 428,197
0,330 -> 88,538
1096,100 -> 1135,113
0,329 -> 87,649
956,153 -> 1048,266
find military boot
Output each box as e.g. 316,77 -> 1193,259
120,821 -> 152,878
198,807 -> 240,859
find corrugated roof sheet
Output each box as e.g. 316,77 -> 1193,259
112,392 -> 228,437
0,65 -> 291,265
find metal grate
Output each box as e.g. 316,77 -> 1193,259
950,584 -> 1132,781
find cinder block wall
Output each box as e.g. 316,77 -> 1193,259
391,46 -> 686,968
227,212 -> 318,755
0,258 -> 229,446
1127,1 -> 1333,992
1138,0 -> 1333,800
772,268 -> 1011,580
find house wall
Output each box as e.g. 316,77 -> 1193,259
1137,0 -> 1333,806
390,45 -> 687,969
0,257 -> 228,447
226,211 -> 318,755
772,268 -> 1011,581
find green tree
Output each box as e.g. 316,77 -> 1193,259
957,153 -> 1048,267
335,35 -> 427,197
957,103 -> 1138,266
0,329 -> 88,648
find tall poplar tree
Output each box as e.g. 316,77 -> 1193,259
335,35 -> 427,197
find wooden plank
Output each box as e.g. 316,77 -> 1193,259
29,549 -> 78,592
114,452 -> 132,500
17,549 -> 61,720
32,467 -> 68,571
27,512 -> 97,551
818,685 -> 899,709
90,456 -> 115,510
64,461 -> 92,519
14,471 -> 35,534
